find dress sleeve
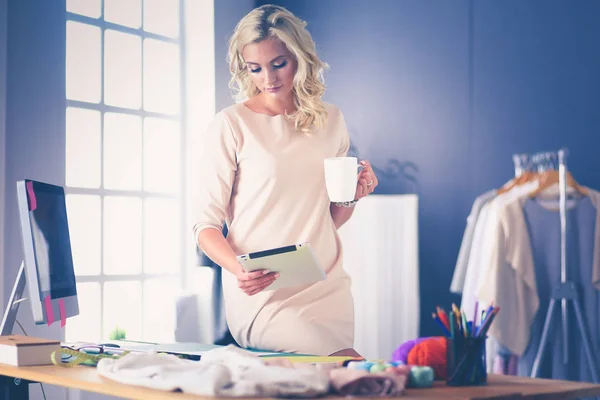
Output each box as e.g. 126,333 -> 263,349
336,110 -> 350,157
190,112 -> 238,243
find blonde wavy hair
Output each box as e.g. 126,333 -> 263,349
227,5 -> 329,133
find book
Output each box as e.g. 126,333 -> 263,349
0,335 -> 60,366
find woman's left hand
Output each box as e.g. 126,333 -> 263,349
355,160 -> 378,200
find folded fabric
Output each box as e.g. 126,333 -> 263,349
97,345 -> 329,397
329,368 -> 407,397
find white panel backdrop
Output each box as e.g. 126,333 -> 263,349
338,194 -> 420,360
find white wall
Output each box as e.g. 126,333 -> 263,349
187,0 -> 256,344
183,0 -> 255,344
0,0 -> 7,311
183,0 -> 217,344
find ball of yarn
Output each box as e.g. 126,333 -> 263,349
407,336 -> 447,379
392,337 -> 429,364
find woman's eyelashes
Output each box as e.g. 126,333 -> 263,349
273,60 -> 288,69
248,60 -> 288,74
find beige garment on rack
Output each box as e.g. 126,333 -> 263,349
191,103 -> 354,355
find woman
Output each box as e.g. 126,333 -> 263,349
192,4 -> 378,356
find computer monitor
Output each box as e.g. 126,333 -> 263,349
0,179 -> 79,335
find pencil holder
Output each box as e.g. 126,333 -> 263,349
445,336 -> 487,386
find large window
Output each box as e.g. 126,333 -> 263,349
64,0 -> 184,344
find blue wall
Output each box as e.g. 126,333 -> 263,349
251,0 -> 600,337
5,0 -> 67,304
4,2 -> 68,398
470,0 -> 600,189
214,0 -> 256,112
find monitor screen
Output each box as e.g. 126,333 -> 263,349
25,180 -> 77,300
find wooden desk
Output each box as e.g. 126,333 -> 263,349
1,363 -> 600,399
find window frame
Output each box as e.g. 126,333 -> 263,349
64,0 -> 187,343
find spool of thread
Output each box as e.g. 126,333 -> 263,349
409,366 -> 435,388
347,361 -> 370,371
370,363 -> 387,373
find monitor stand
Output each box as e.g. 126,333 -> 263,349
1,261 -> 27,336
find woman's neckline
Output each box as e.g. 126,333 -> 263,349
239,102 -> 290,118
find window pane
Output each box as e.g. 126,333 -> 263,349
104,281 -> 142,341
104,0 -> 141,29
104,196 -> 142,275
143,279 -> 177,342
67,0 -> 101,18
104,113 -> 142,190
104,30 -> 142,109
66,22 -> 101,103
66,108 -> 101,188
65,283 -> 101,343
143,0 -> 179,38
144,198 -> 179,274
66,194 -> 101,276
143,39 -> 179,115
143,118 -> 180,193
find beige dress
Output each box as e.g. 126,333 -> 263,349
192,102 -> 355,355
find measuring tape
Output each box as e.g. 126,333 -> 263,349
51,348 -> 131,368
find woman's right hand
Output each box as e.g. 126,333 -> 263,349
235,268 -> 279,296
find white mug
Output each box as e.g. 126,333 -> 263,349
324,157 -> 363,202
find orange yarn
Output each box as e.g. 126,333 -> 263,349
407,336 -> 447,379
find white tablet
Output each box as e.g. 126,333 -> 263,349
236,242 -> 326,291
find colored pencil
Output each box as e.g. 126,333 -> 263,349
461,311 -> 469,337
477,307 -> 499,337
432,313 -> 451,337
436,307 -> 450,330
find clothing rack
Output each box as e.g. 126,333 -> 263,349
512,150 -> 558,177
520,148 -> 600,382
